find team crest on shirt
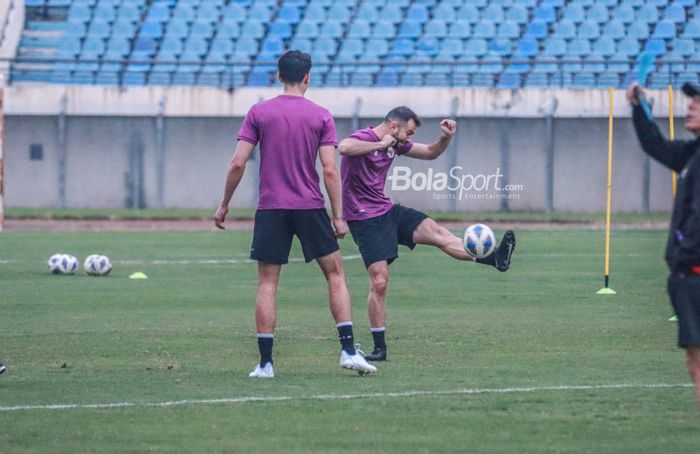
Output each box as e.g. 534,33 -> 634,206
386,147 -> 396,158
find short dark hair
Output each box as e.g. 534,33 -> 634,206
385,106 -> 421,127
277,50 -> 312,84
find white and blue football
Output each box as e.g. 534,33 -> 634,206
48,253 -> 64,274
57,254 -> 79,275
463,224 -> 496,259
85,254 -> 112,276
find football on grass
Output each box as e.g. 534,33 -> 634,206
85,254 -> 112,276
463,224 -> 496,259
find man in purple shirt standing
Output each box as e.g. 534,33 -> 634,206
339,106 -> 516,362
214,51 -> 376,378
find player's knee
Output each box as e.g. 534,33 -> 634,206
370,270 -> 389,296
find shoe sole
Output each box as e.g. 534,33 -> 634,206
340,362 -> 377,376
0,365 -> 6,375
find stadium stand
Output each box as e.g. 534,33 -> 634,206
7,0 -> 700,88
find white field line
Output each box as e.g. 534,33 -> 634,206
0,383 -> 691,413
0,255 -> 363,266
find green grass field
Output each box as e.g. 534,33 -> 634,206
1,228 -> 699,453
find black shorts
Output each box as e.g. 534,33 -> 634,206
668,272 -> 700,348
251,209 -> 339,265
348,204 -> 429,268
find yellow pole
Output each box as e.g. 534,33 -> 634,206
598,87 -> 616,294
669,84 -> 677,197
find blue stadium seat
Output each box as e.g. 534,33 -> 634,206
448,20 -> 471,39
348,20 -> 371,39
372,21 -> 396,39
191,20 -> 215,39
571,71 -> 596,88
586,4 -> 609,24
376,71 -> 399,87
416,38 -> 439,57
357,2 -> 379,17
611,4 -> 634,24
400,73 -> 424,87
562,3 -> 585,23
602,19 -> 625,40
652,20 -> 676,39
498,20 -> 520,39
568,38 -> 591,57
514,37 -> 538,57
303,4 -> 326,23
552,20 -> 576,40
406,4 -> 429,22
319,21 -> 343,38
670,38 -> 696,58
248,4 -> 273,21
140,21 -> 164,39
241,21 -> 265,39
146,5 -> 170,23
327,5 -> 351,22
676,72 -> 700,86
531,57 -> 558,74
664,4 -> 685,23
643,38 -> 666,56
648,71 -> 671,89
471,73 -> 494,88
472,21 -> 496,39
268,22 -> 293,39
496,72 -> 521,89
462,38 -> 486,57
682,20 -> 700,39
506,5 -> 529,24
637,4 -> 659,24
489,38 -> 512,57
365,38 -> 390,58
391,38 -> 415,57
542,38 -> 566,57
525,72 -> 550,87
223,3 -> 247,22
627,21 -> 650,40
578,21 -> 600,39
597,72 -> 621,88
456,4 -> 479,23
481,4 -> 505,22
592,36 -> 616,57
424,19 -> 447,38
380,4 -> 404,23
525,20 -> 548,39
277,5 -> 301,24
424,73 -> 451,87
432,4 -> 455,21
532,6 -> 556,23
339,38 -> 363,58
398,21 -> 422,38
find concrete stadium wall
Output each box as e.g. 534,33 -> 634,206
5,113 -> 683,212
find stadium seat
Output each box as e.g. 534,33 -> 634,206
327,5 -> 351,22
664,4 -> 685,23
456,4 -> 479,23
506,5 -> 528,24
319,21 -> 343,38
268,22 -> 293,39
602,19 -> 625,40
398,21 -> 422,39
406,4 -> 429,22
277,5 -> 301,24
643,38 -> 666,56
652,20 -> 677,40
682,20 -> 700,39
587,4 -> 609,24
472,21 -> 496,39
448,20 -> 471,39
525,20 -> 548,39
489,38 -> 512,57
424,19 -> 447,39
627,21 -> 650,40
571,71 -> 596,88
482,4 -> 505,22
578,21 -> 600,40
597,72 -> 620,88
592,37 -> 616,58
498,20 -> 520,39
562,3 -> 585,24
542,38 -> 566,57
525,72 -> 549,87
553,20 -> 576,40
637,4 -> 659,24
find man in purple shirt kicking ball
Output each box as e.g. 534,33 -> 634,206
214,50 -> 376,377
339,106 -> 516,362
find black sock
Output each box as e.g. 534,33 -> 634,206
371,328 -> 386,351
476,251 -> 496,266
337,322 -> 356,355
257,334 -> 273,366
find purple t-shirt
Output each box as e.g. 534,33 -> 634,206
237,95 -> 337,210
341,127 -> 413,221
